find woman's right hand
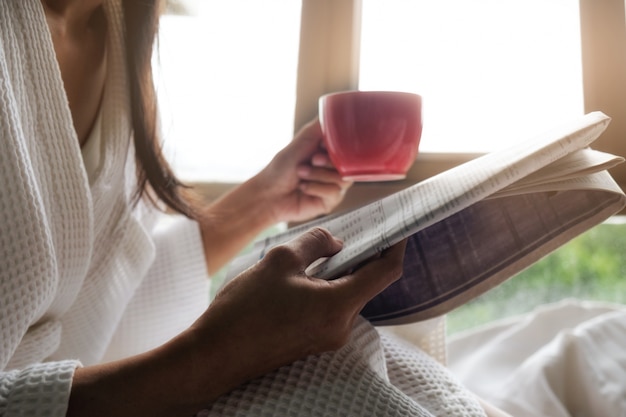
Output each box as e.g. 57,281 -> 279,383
68,228 -> 406,417
184,227 -> 407,408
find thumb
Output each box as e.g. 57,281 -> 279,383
331,239 -> 407,308
289,118 -> 323,158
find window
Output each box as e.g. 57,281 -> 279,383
160,0 -> 626,186
359,0 -> 584,153
290,0 -> 626,334
163,0 -> 626,332
155,1 -> 302,183
448,217 -> 626,334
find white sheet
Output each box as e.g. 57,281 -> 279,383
447,299 -> 626,417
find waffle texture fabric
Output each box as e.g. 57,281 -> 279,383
0,1 -> 210,416
198,318 -> 486,417
0,1 -> 487,416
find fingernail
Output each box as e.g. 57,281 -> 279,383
312,155 -> 327,166
297,166 -> 311,177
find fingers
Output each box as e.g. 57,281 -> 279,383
292,121 -> 340,179
293,119 -> 352,199
297,159 -> 347,183
310,152 -> 333,169
297,153 -> 352,199
298,167 -> 351,195
298,182 -> 344,202
332,240 -> 408,309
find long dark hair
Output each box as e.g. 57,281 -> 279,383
122,0 -> 198,219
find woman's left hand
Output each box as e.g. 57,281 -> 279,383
198,118 -> 352,274
257,118 -> 353,224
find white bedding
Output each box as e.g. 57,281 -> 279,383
193,299 -> 626,416
447,299 -> 626,417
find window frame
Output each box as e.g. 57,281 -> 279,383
194,0 -> 626,212
579,0 -> 626,192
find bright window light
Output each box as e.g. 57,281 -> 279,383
359,0 -> 584,153
155,1 -> 302,182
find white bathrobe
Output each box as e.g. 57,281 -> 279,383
0,1 -> 209,415
0,1 -> 487,416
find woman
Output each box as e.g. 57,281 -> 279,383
0,1 -> 504,416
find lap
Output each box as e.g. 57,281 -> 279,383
198,317 -> 486,417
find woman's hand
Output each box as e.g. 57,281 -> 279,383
68,228 -> 406,417
198,118 -> 352,274
255,118 -> 353,224
187,227 -> 407,405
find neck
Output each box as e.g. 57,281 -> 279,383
41,0 -> 108,146
41,0 -> 104,30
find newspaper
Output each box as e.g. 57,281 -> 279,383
224,111 -> 626,325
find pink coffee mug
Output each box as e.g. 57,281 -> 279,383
319,90 -> 423,181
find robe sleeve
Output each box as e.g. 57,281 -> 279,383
102,214 -> 211,362
0,361 -> 80,417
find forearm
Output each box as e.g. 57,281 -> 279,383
67,344 -> 193,417
66,229 -> 407,417
198,175 -> 278,275
67,329 -> 247,417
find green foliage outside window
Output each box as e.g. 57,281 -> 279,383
447,219 -> 626,334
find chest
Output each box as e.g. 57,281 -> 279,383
45,5 -> 108,146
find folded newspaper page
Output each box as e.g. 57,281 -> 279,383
224,111 -> 626,325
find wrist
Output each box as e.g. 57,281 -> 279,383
68,354 -> 174,417
198,175 -> 280,274
241,173 -> 282,225
67,332 -> 226,417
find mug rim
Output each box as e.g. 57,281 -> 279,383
319,90 -> 422,101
